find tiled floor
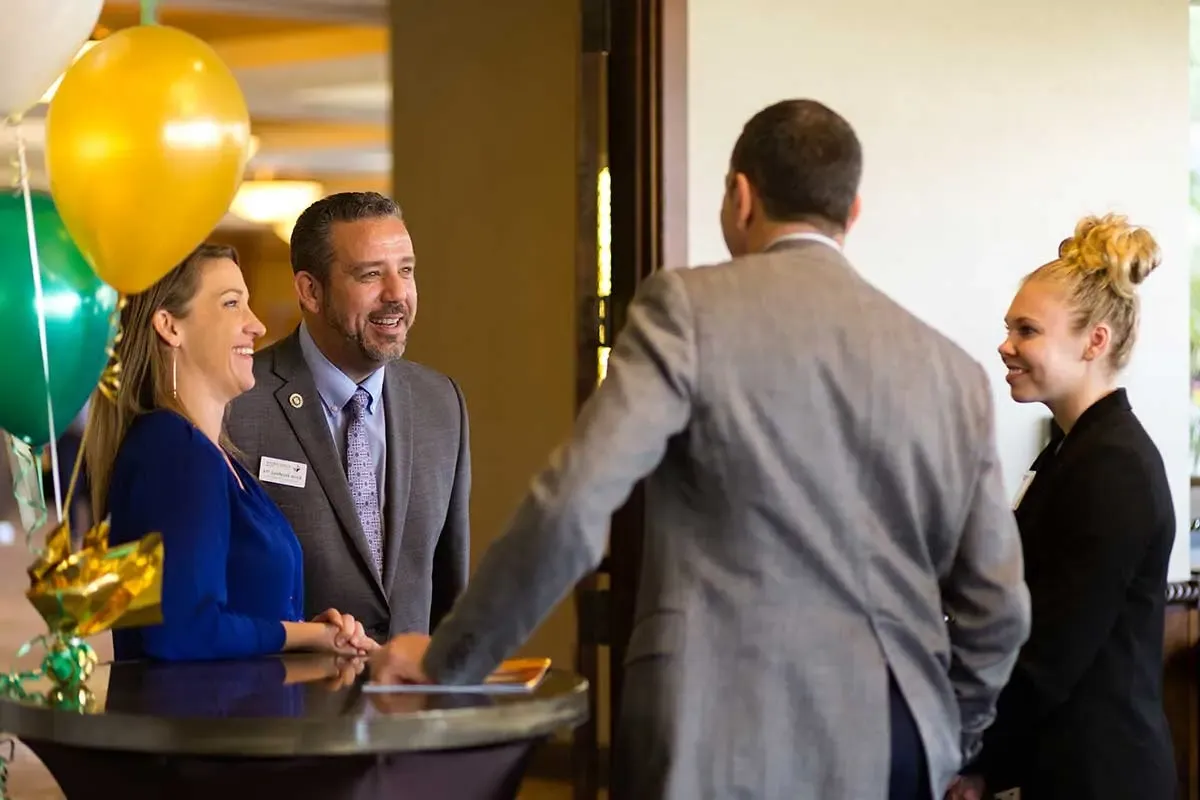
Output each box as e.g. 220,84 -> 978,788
0,538 -> 579,800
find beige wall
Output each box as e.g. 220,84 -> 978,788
686,0 -> 1192,578
390,0 -> 582,666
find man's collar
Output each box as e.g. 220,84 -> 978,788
298,321 -> 385,414
763,230 -> 843,253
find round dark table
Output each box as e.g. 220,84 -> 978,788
0,654 -> 589,799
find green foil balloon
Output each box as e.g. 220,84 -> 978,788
0,191 -> 117,447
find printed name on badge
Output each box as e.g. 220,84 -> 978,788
259,456 -> 307,488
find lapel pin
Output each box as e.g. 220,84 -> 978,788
289,393 -> 304,409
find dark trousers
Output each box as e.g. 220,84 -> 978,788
888,669 -> 931,800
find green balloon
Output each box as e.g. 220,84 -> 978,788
0,192 -> 117,447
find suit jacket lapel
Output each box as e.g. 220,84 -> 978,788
381,362 -> 414,593
270,333 -> 388,602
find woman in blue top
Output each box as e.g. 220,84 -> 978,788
83,243 -> 377,662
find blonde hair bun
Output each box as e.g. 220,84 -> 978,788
1056,213 -> 1161,299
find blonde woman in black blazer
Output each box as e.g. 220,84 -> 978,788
950,214 -> 1176,800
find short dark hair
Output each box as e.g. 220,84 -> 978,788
729,99 -> 862,230
290,191 -> 403,283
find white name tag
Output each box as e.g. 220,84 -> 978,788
1011,470 -> 1035,510
259,456 -> 307,488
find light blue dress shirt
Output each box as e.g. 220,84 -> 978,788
297,322 -> 388,518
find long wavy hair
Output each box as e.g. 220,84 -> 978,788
83,243 -> 239,521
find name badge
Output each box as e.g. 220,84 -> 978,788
259,456 -> 307,488
1011,470 -> 1035,510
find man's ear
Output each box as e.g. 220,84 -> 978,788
844,194 -> 863,233
731,171 -> 754,229
294,271 -> 323,316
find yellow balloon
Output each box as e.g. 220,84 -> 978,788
46,25 -> 250,295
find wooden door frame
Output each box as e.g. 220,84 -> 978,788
604,0 -> 688,732
567,0 -> 688,796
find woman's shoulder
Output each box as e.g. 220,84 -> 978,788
118,410 -> 224,469
1069,410 -> 1170,502
1086,411 -> 1164,467
107,412 -> 234,522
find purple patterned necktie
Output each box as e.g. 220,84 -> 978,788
345,387 -> 383,575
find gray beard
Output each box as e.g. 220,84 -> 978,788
323,297 -> 406,365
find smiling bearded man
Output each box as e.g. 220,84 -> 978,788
227,191 -> 472,643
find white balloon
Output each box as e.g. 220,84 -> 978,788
0,0 -> 104,119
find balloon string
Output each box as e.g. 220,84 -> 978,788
14,125 -> 63,525
140,0 -> 159,25
60,390 -> 102,541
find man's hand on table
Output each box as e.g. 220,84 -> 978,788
368,634 -> 432,685
945,774 -> 986,800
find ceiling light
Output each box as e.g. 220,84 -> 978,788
229,180 -> 324,242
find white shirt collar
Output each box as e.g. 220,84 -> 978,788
765,231 -> 842,253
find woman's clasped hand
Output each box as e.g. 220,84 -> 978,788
314,608 -> 380,655
285,608 -> 380,657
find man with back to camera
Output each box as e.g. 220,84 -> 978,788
370,100 -> 1031,800
227,192 -> 470,643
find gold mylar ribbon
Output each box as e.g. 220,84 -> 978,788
26,520 -> 163,637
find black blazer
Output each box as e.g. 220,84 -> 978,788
973,389 -> 1175,799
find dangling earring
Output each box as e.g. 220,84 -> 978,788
171,346 -> 179,400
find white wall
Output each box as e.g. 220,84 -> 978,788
686,0 -> 1193,578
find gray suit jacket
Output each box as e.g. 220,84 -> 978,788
226,329 -> 470,640
422,240 -> 1030,799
